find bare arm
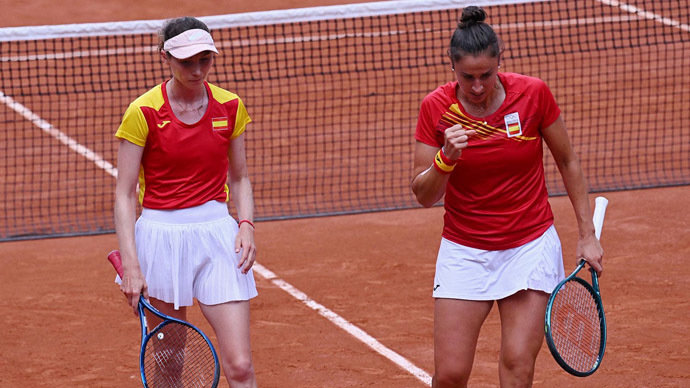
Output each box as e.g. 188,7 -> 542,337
113,139 -> 147,315
543,116 -> 604,275
228,132 -> 256,274
410,141 -> 448,207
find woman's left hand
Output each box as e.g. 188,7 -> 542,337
235,223 -> 256,274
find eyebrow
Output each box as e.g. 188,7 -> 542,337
461,69 -> 493,78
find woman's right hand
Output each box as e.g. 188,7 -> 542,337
120,267 -> 147,316
443,124 -> 475,161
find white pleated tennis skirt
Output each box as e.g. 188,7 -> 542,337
433,225 -> 565,300
128,200 -> 258,309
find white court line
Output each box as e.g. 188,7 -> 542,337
598,0 -> 690,32
1,88 -> 432,385
253,263 -> 433,386
0,90 -> 118,177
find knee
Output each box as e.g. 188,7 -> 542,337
500,352 -> 536,386
433,365 -> 471,388
222,356 -> 255,383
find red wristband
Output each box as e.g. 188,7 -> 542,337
238,219 -> 255,229
439,147 -> 458,165
433,149 -> 456,174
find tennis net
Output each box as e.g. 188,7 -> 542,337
1,0 -> 688,241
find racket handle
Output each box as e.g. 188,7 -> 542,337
592,196 -> 608,240
107,250 -> 124,278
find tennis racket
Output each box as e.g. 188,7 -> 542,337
545,196 -> 608,377
108,250 -> 220,388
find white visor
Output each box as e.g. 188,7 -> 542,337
163,29 -> 219,59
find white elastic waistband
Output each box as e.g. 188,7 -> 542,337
141,201 -> 229,224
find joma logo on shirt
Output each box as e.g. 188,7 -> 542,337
157,120 -> 171,128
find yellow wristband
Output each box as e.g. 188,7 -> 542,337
433,150 -> 455,173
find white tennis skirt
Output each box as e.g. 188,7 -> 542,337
433,225 -> 565,300
128,200 -> 258,309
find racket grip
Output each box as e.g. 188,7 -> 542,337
592,196 -> 608,240
107,250 -> 124,278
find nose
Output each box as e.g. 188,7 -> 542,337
471,80 -> 484,93
190,63 -> 203,77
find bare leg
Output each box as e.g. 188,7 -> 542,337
496,290 -> 549,388
149,297 -> 187,323
432,298 -> 493,388
200,301 -> 256,388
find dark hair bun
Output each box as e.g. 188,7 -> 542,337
458,6 -> 487,29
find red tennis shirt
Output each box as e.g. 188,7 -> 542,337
115,80 -> 251,209
415,72 -> 561,250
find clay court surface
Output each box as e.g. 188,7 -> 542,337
1,1 -> 689,387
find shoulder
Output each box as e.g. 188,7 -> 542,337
117,85 -> 163,145
129,84 -> 165,111
208,83 -> 242,104
501,72 -> 557,109
501,72 -> 550,93
501,73 -> 560,127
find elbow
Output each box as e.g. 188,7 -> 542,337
412,188 -> 440,208
422,199 -> 441,208
411,178 -> 441,208
416,195 -> 437,208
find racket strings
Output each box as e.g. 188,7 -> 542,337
144,323 -> 216,387
550,281 -> 602,372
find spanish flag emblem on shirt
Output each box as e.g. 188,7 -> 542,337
212,117 -> 229,131
503,112 -> 522,138
507,123 -> 521,136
